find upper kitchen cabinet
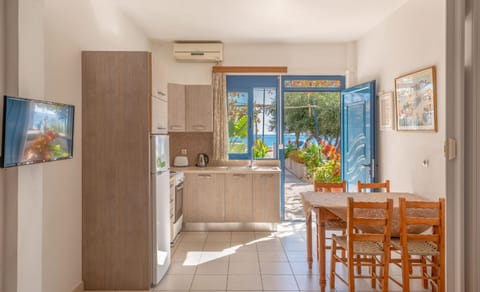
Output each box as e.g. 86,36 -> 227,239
150,54 -> 168,134
151,95 -> 168,134
167,83 -> 213,132
168,83 -> 186,132
150,52 -> 163,98
185,85 -> 213,132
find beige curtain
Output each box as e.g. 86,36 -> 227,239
212,72 -> 229,161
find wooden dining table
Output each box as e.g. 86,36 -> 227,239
301,191 -> 432,292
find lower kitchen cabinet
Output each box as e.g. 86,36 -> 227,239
253,173 -> 281,222
184,173 -> 224,222
225,173 -> 254,222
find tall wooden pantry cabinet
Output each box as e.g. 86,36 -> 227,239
82,51 -> 154,290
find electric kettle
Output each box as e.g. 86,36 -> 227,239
196,153 -> 209,167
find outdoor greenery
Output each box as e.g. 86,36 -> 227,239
287,142 -> 341,183
270,91 -> 341,148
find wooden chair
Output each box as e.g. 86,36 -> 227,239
314,180 -> 346,192
330,197 -> 393,292
314,181 -> 347,260
390,198 -> 445,292
357,180 -> 390,192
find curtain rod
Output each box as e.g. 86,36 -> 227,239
212,66 -> 288,73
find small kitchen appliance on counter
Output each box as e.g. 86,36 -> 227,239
173,155 -> 188,167
196,153 -> 209,167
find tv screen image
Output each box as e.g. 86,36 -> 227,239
1,96 -> 75,168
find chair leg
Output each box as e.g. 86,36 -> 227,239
382,255 -> 389,292
330,240 -> 337,289
401,252 -> 410,292
421,256 -> 428,289
356,255 -> 362,274
348,250 -> 355,292
371,256 -> 376,288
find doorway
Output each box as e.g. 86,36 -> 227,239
281,76 -> 345,220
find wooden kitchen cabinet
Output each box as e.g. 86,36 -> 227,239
225,173 -> 254,222
184,173 -> 225,222
186,85 -> 213,132
151,95 -> 168,134
168,83 -> 186,131
253,173 -> 281,222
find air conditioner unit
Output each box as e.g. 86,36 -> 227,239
173,43 -> 223,63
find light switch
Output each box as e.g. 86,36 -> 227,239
422,159 -> 429,168
444,138 -> 456,160
181,149 -> 187,155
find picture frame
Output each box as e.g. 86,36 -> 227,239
394,66 -> 437,131
379,91 -> 395,131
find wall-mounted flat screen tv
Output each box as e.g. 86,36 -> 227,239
1,96 -> 75,168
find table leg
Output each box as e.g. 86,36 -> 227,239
306,211 -> 313,269
317,208 -> 327,292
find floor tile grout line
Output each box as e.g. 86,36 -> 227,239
281,235 -> 301,292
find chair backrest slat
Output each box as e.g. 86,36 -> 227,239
405,200 -> 440,209
405,217 -> 440,226
353,217 -> 387,226
352,201 -> 389,209
351,233 -> 386,242
406,234 -> 440,243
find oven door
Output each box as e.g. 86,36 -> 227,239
174,182 -> 183,223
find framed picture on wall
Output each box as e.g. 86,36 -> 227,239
379,91 -> 395,131
394,66 -> 437,131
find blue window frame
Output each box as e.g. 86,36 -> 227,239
226,75 -> 279,160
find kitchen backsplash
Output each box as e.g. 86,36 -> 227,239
169,132 -> 213,166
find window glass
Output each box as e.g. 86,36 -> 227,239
253,87 -> 277,158
227,91 -> 249,154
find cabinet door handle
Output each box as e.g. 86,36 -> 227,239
192,125 -> 206,130
157,127 -> 167,130
260,174 -> 274,177
198,174 -> 212,178
233,174 -> 247,177
170,125 -> 183,129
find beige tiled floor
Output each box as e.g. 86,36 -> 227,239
150,222 -> 430,292
92,222 -> 430,291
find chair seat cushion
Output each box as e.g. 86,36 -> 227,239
326,219 -> 347,230
332,235 -> 385,256
391,238 -> 440,256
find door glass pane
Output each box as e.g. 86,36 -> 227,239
227,91 -> 249,154
253,87 -> 276,159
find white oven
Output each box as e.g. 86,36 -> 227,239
171,171 -> 184,242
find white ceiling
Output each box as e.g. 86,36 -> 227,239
112,0 -> 409,43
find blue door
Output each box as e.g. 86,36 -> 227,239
341,81 -> 376,191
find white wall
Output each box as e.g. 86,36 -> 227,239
152,42 -> 355,93
356,0 -> 446,199
42,1 -> 151,292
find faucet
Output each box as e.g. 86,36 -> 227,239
249,145 -> 255,169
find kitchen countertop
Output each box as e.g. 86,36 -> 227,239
171,166 -> 281,174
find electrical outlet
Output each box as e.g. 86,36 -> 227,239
181,149 -> 187,155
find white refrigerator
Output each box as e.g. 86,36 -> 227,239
151,134 -> 171,286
